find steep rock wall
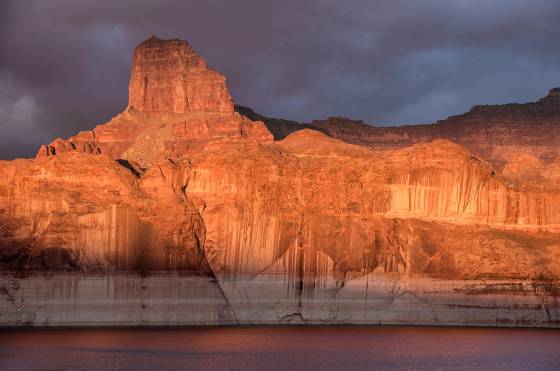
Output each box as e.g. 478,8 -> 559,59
36,36 -> 272,166
1,35 -> 559,327
252,88 -> 560,172
128,36 -> 233,114
0,152 -> 209,273
176,133 -> 560,286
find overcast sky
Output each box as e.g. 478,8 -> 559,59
1,0 -> 560,159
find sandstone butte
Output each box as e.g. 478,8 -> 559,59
1,36 -> 559,327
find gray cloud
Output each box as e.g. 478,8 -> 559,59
1,0 -> 559,159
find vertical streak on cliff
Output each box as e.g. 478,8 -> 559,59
178,172 -> 240,324
296,166 -> 305,311
112,205 -> 118,271
143,77 -> 148,109
198,221 -> 240,324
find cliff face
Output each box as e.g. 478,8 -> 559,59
128,36 -> 233,114
36,109 -> 272,171
180,132 -> 560,282
0,36 -> 559,326
251,89 -> 560,173
4,130 -> 560,278
36,37 -> 271,170
0,152 -> 210,272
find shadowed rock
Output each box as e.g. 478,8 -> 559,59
0,37 -> 558,328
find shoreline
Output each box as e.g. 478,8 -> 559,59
2,273 -> 558,328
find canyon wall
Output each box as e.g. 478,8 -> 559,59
1,36 -> 559,327
312,89 -> 560,172
243,88 -> 560,174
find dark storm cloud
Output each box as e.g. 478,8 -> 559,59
1,0 -> 560,159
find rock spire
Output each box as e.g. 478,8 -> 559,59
127,36 -> 233,113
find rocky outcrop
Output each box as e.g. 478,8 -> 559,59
36,110 -> 272,170
128,35 -> 233,113
8,129 -> 560,278
177,132 -> 560,283
0,152 -> 210,273
1,36 -> 560,327
317,89 -> 560,171
247,88 -> 560,172
36,36 -> 270,169
235,105 -> 327,139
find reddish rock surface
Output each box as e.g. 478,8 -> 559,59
128,35 -> 233,113
185,131 -> 560,282
36,36 -> 269,169
4,130 -> 560,279
317,89 -> 560,172
245,88 -> 560,173
1,36 -> 559,296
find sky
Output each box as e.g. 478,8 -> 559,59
1,0 -> 560,159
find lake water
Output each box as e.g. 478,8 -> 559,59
0,326 -> 559,370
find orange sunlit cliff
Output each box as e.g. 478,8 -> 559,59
0,36 -> 558,326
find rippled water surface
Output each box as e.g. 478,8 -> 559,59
0,326 -> 559,370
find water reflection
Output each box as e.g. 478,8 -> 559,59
0,327 -> 559,370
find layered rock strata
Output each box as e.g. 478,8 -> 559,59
36,36 -> 269,171
4,131 -> 560,278
245,88 -> 560,173
0,36 -> 559,327
128,35 -> 233,113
